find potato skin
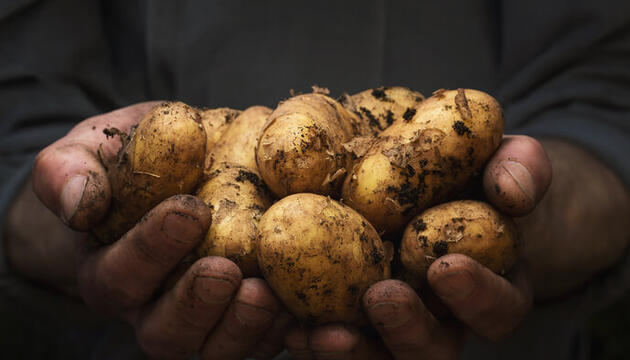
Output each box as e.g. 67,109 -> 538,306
400,200 -> 518,289
196,164 -> 273,277
208,106 -> 271,173
199,107 -> 242,173
255,94 -> 363,198
92,102 -> 206,243
342,89 -> 504,235
257,193 -> 392,325
340,86 -> 424,135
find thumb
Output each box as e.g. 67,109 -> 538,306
32,102 -> 160,231
33,142 -> 110,231
483,135 -> 552,216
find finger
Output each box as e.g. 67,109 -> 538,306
363,280 -> 462,360
77,195 -> 211,312
200,278 -> 281,360
162,254 -> 197,293
32,102 -> 160,230
483,135 -> 552,216
32,143 -> 111,230
428,254 -> 532,341
285,325 -> 314,360
249,311 -> 296,360
68,101 -> 162,156
307,324 -> 392,360
135,257 -> 242,360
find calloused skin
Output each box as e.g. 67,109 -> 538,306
5,103 -> 630,359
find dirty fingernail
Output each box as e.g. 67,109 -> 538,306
500,160 -> 535,202
60,175 -> 88,224
162,212 -> 203,244
196,276 -> 236,304
434,271 -> 475,301
368,302 -> 411,328
234,302 -> 274,326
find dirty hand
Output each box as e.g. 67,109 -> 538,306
29,103 -> 293,359
284,135 -> 552,359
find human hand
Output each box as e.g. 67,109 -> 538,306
284,135 -> 552,359
27,102 -> 293,359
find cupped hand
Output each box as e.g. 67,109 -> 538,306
285,135 -> 552,359
31,103 -> 293,359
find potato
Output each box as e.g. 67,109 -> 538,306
255,93 -> 364,198
92,102 -> 206,243
199,107 -> 241,174
340,86 -> 425,135
208,106 -> 271,173
342,89 -> 504,235
400,200 -> 518,289
257,193 -> 393,325
196,164 -> 273,277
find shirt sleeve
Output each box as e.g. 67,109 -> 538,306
0,0 -> 125,273
498,0 -> 630,189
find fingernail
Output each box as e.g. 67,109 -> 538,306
196,276 -> 236,304
500,160 -> 535,202
368,302 -> 411,328
434,271 -> 475,301
60,175 -> 88,224
234,302 -> 274,326
162,212 -> 203,244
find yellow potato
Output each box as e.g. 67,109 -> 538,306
208,106 -> 271,173
256,94 -> 363,198
257,193 -> 393,325
342,89 -> 504,235
92,102 -> 206,243
400,200 -> 518,289
340,86 -> 424,135
199,107 -> 241,173
196,164 -> 273,277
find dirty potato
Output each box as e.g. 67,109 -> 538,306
257,193 -> 393,325
92,102 -> 206,243
255,93 -> 364,198
196,164 -> 273,277
199,107 -> 242,173
340,86 -> 424,135
400,200 -> 518,289
207,106 -> 271,173
342,89 -> 504,235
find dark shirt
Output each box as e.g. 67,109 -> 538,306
1,1 -> 629,358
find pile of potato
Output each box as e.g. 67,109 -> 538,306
93,87 -> 518,325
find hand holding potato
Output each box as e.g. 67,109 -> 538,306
30,103 -> 293,360
284,134 -> 552,359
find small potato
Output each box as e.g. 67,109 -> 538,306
340,86 -> 425,135
255,93 -> 363,198
199,107 -> 242,173
400,200 -> 518,289
207,106 -> 271,173
342,88 -> 504,235
257,193 -> 393,325
196,164 -> 273,277
92,102 -> 206,243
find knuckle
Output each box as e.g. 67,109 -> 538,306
94,264 -> 148,310
133,232 -> 179,268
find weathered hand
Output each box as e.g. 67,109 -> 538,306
25,102 -> 293,359
284,135 -> 552,359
